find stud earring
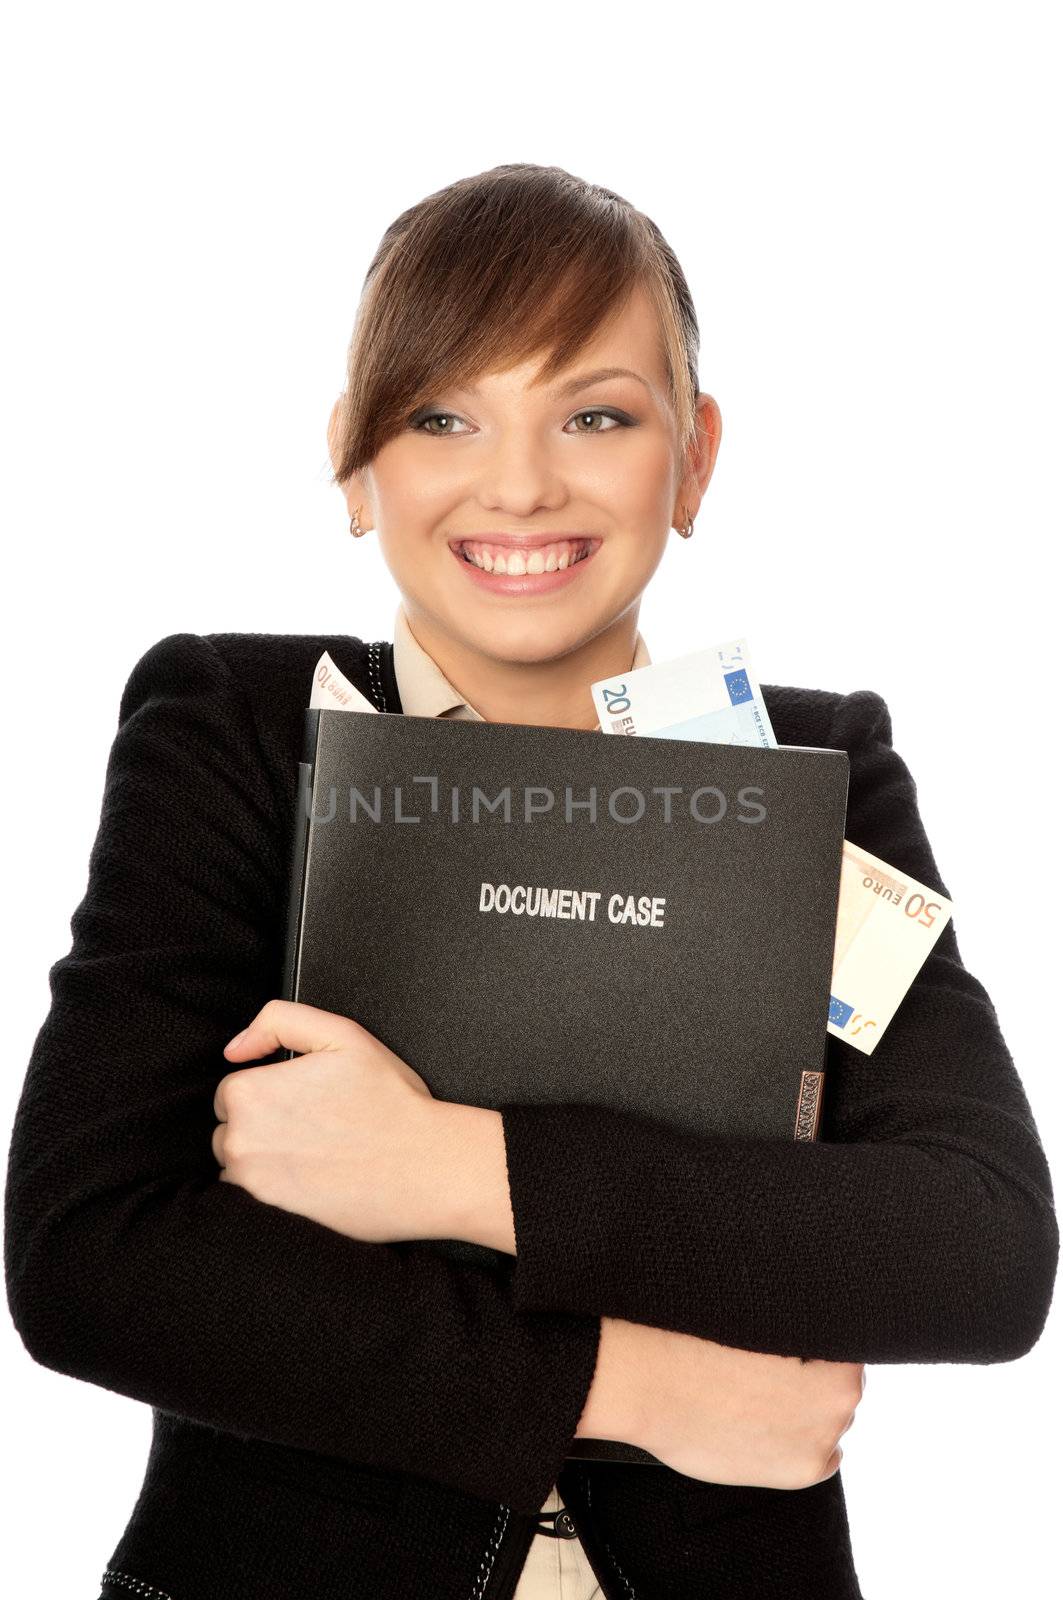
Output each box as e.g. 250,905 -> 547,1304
349,507 -> 368,538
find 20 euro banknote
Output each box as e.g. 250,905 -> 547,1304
589,637 -> 774,747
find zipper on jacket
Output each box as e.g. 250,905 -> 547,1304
100,1568 -> 174,1599
470,1502 -> 511,1600
367,640 -> 390,712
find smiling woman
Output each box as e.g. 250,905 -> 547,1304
5,161 -> 1056,1600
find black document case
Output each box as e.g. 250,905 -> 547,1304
281,709 -> 849,1465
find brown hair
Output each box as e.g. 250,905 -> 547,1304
330,163 -> 701,487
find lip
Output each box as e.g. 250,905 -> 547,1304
450,536 -> 601,596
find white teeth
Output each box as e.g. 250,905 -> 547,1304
461,539 -> 590,573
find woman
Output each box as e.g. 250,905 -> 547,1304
5,163 -> 1057,1600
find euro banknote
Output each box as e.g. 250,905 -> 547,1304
590,637 -> 774,747
827,839 -> 953,1054
591,640 -> 953,1053
309,651 -> 379,713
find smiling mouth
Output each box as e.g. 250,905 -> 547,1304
455,537 -> 597,575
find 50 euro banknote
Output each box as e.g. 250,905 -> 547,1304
590,641 -> 954,1054
826,840 -> 953,1054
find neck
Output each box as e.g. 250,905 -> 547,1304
401,605 -> 642,731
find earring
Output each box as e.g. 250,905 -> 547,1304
677,507 -> 695,539
349,506 -> 367,538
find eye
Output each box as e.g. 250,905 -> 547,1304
410,411 -> 471,436
408,405 -> 635,437
565,408 -> 633,434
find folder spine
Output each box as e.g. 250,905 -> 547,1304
279,709 -> 321,1058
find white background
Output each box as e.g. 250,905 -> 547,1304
2,3 -> 1060,1595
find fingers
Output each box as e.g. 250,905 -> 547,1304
214,1000 -> 367,1123
222,998 -> 364,1064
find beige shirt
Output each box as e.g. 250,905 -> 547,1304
390,602 -> 652,1600
392,603 -> 651,723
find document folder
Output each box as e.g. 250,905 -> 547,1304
281,709 -> 850,1464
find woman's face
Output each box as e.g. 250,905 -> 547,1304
330,281 -> 721,667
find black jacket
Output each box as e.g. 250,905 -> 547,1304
5,631 -> 1058,1600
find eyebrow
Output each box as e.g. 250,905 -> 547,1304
459,366 -> 652,399
549,366 -> 652,398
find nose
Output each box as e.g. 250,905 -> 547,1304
474,430 -> 567,519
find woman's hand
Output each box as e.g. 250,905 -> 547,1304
577,1316 -> 864,1491
213,998 -> 513,1249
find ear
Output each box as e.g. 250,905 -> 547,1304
697,393 -> 723,484
326,397 -> 345,478
673,393 -> 723,524
327,398 -> 372,527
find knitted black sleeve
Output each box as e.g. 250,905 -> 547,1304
3,631 -> 600,1517
500,688 -> 1059,1364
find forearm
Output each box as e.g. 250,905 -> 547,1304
429,1066 -> 1058,1366
432,1101 -> 517,1256
5,1111 -> 594,1514
430,1016 -> 1057,1369
498,1071 -> 1059,1364
572,1314 -> 658,1448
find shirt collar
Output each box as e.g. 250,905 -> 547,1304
392,603 -> 651,722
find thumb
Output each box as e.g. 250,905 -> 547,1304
223,998 -> 365,1062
